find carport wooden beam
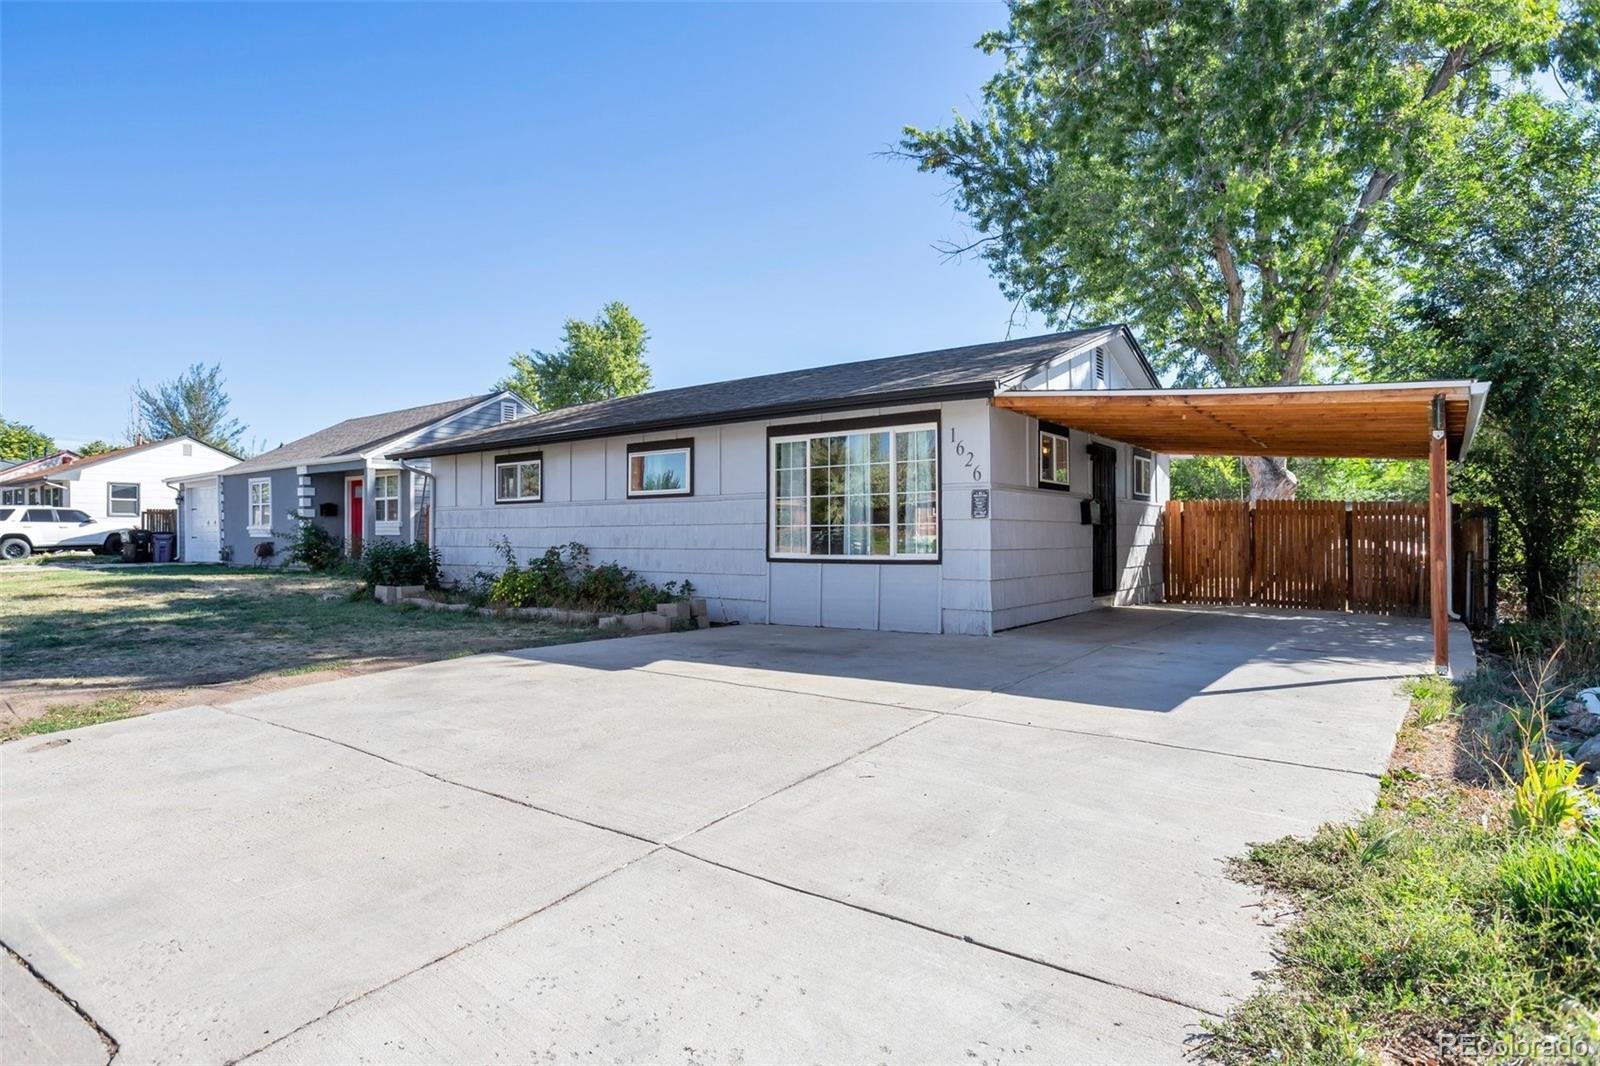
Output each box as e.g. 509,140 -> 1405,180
992,380 -> 1491,675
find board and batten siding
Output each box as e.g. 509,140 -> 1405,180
984,405 -> 1166,631
431,398 -> 995,633
429,397 -> 1163,635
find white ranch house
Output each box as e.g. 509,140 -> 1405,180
0,437 -> 236,525
395,329 -> 1168,635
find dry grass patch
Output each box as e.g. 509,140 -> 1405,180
1,562 -> 609,737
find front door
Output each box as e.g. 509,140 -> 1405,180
347,478 -> 363,555
1089,443 -> 1118,597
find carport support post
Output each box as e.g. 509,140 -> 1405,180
1429,396 -> 1449,675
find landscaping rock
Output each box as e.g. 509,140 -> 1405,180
656,601 -> 690,621
1579,687 -> 1600,717
696,615 -> 711,629
621,611 -> 670,633
1563,710 -> 1600,739
1571,734 -> 1600,769
374,584 -> 425,605
689,597 -> 708,618
597,615 -> 621,630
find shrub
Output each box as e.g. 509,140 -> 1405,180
280,515 -> 344,572
1509,748 -> 1595,834
482,541 -> 693,615
358,540 -> 440,588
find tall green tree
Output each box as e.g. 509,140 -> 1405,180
76,440 -> 117,457
902,0 -> 1599,499
498,302 -> 652,411
1377,95 -> 1600,617
131,363 -> 246,453
0,417 -> 56,461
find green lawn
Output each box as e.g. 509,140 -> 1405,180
1,562 -> 608,739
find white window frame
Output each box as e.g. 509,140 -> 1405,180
1,489 -> 19,506
1039,426 -> 1072,490
1132,449 -> 1155,501
626,442 -> 693,498
768,417 -> 940,563
107,482 -> 141,517
494,454 -> 542,504
247,477 -> 272,537
372,470 -> 402,534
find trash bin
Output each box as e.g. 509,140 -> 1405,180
151,533 -> 176,563
121,529 -> 154,563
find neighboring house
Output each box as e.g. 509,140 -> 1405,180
0,438 -> 233,522
0,451 -> 81,502
182,392 -> 533,564
394,328 -> 1169,636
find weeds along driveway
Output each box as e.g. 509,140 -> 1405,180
0,562 -> 606,732
0,606 -> 1430,1064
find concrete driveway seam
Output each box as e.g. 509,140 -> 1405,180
223,701 -> 1222,1036
612,661 -> 1386,781
1,941 -> 118,1066
666,845 -> 1223,1019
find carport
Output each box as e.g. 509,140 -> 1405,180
994,379 -> 1491,674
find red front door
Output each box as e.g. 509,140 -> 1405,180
348,478 -> 363,554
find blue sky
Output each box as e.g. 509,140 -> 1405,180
3,2 -> 1024,450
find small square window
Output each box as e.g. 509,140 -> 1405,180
627,442 -> 693,497
108,482 -> 141,516
494,454 -> 542,503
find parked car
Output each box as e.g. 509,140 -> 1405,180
0,507 -> 135,559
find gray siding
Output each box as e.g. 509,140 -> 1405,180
986,406 -> 1166,631
220,468 -> 298,564
429,398 -> 1164,634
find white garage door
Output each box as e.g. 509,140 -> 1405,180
185,480 -> 220,563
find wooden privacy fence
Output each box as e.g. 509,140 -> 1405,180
1163,499 -> 1477,619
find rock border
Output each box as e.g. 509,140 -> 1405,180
398,594 -> 711,634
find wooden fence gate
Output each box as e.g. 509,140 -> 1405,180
1162,500 -> 1496,625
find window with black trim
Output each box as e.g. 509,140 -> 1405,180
1039,425 -> 1071,489
1132,448 -> 1154,500
495,453 -> 542,503
770,417 -> 938,561
627,440 -> 693,497
108,482 -> 140,516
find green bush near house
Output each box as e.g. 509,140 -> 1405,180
280,514 -> 345,573
358,540 -> 440,588
487,540 -> 693,615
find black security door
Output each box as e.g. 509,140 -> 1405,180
1089,443 -> 1117,597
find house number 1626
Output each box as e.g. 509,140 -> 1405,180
949,428 -> 983,481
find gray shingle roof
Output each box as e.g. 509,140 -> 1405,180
226,395 -> 493,476
396,329 -> 1140,458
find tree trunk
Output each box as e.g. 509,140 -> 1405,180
1243,456 -> 1298,503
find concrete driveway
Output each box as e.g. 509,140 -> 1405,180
1,605 -> 1433,1065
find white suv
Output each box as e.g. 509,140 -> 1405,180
0,507 -> 135,560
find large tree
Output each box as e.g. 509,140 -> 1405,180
902,0 -> 1599,498
1377,95 -> 1600,617
498,301 -> 652,411
132,363 -> 246,453
0,417 -> 55,461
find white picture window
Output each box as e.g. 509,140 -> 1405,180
1039,427 -> 1071,488
248,478 -> 272,535
627,442 -> 692,497
770,419 -> 938,560
108,482 -> 141,516
1,489 -> 19,505
373,471 -> 401,531
495,455 -> 542,503
1132,449 -> 1154,500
